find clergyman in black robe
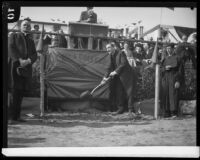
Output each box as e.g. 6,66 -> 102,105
160,44 -> 183,118
8,19 -> 37,124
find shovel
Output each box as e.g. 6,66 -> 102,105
80,76 -> 111,99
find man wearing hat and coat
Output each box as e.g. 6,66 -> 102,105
101,43 -> 136,115
8,19 -> 37,124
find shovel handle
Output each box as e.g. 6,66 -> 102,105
90,76 -> 111,95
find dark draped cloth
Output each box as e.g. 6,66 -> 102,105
160,54 -> 183,117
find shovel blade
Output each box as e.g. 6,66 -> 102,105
80,90 -> 91,99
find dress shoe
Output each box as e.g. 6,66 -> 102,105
16,118 -> 27,122
128,109 -> 135,114
112,108 -> 124,115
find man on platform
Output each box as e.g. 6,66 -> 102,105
8,19 -> 37,124
79,7 -> 97,23
101,43 -> 136,115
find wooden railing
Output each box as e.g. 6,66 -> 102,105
8,29 -> 177,51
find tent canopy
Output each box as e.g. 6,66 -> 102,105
142,24 -> 196,42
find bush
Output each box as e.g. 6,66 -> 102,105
134,64 -> 196,101
135,67 -> 155,101
180,68 -> 196,100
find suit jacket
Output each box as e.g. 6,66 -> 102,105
8,32 -> 37,90
79,10 -> 97,23
105,50 -> 136,98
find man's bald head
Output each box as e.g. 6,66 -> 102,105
20,20 -> 31,33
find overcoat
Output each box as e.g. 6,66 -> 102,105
8,32 -> 37,91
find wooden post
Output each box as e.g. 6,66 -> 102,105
36,24 -> 45,117
154,27 -> 161,119
39,53 -> 45,117
97,39 -> 100,50
67,36 -> 72,49
88,36 -> 93,50
154,64 -> 160,119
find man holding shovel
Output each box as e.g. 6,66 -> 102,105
101,43 -> 137,115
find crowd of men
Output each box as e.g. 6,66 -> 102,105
7,8 -> 196,124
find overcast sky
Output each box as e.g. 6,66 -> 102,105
20,7 -> 196,32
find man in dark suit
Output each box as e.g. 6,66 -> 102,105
101,43 -> 136,115
79,7 -> 97,23
8,19 -> 37,124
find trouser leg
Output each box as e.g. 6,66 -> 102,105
9,89 -> 23,120
128,95 -> 135,112
16,91 -> 23,119
116,78 -> 126,110
110,78 -> 117,111
174,88 -> 181,116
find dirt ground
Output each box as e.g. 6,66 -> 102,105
7,98 -> 196,147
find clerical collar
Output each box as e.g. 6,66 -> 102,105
22,32 -> 29,36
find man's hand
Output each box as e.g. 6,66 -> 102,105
19,58 -> 31,67
165,65 -> 172,70
109,71 -> 117,77
175,81 -> 180,89
101,77 -> 109,85
136,58 -> 140,62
